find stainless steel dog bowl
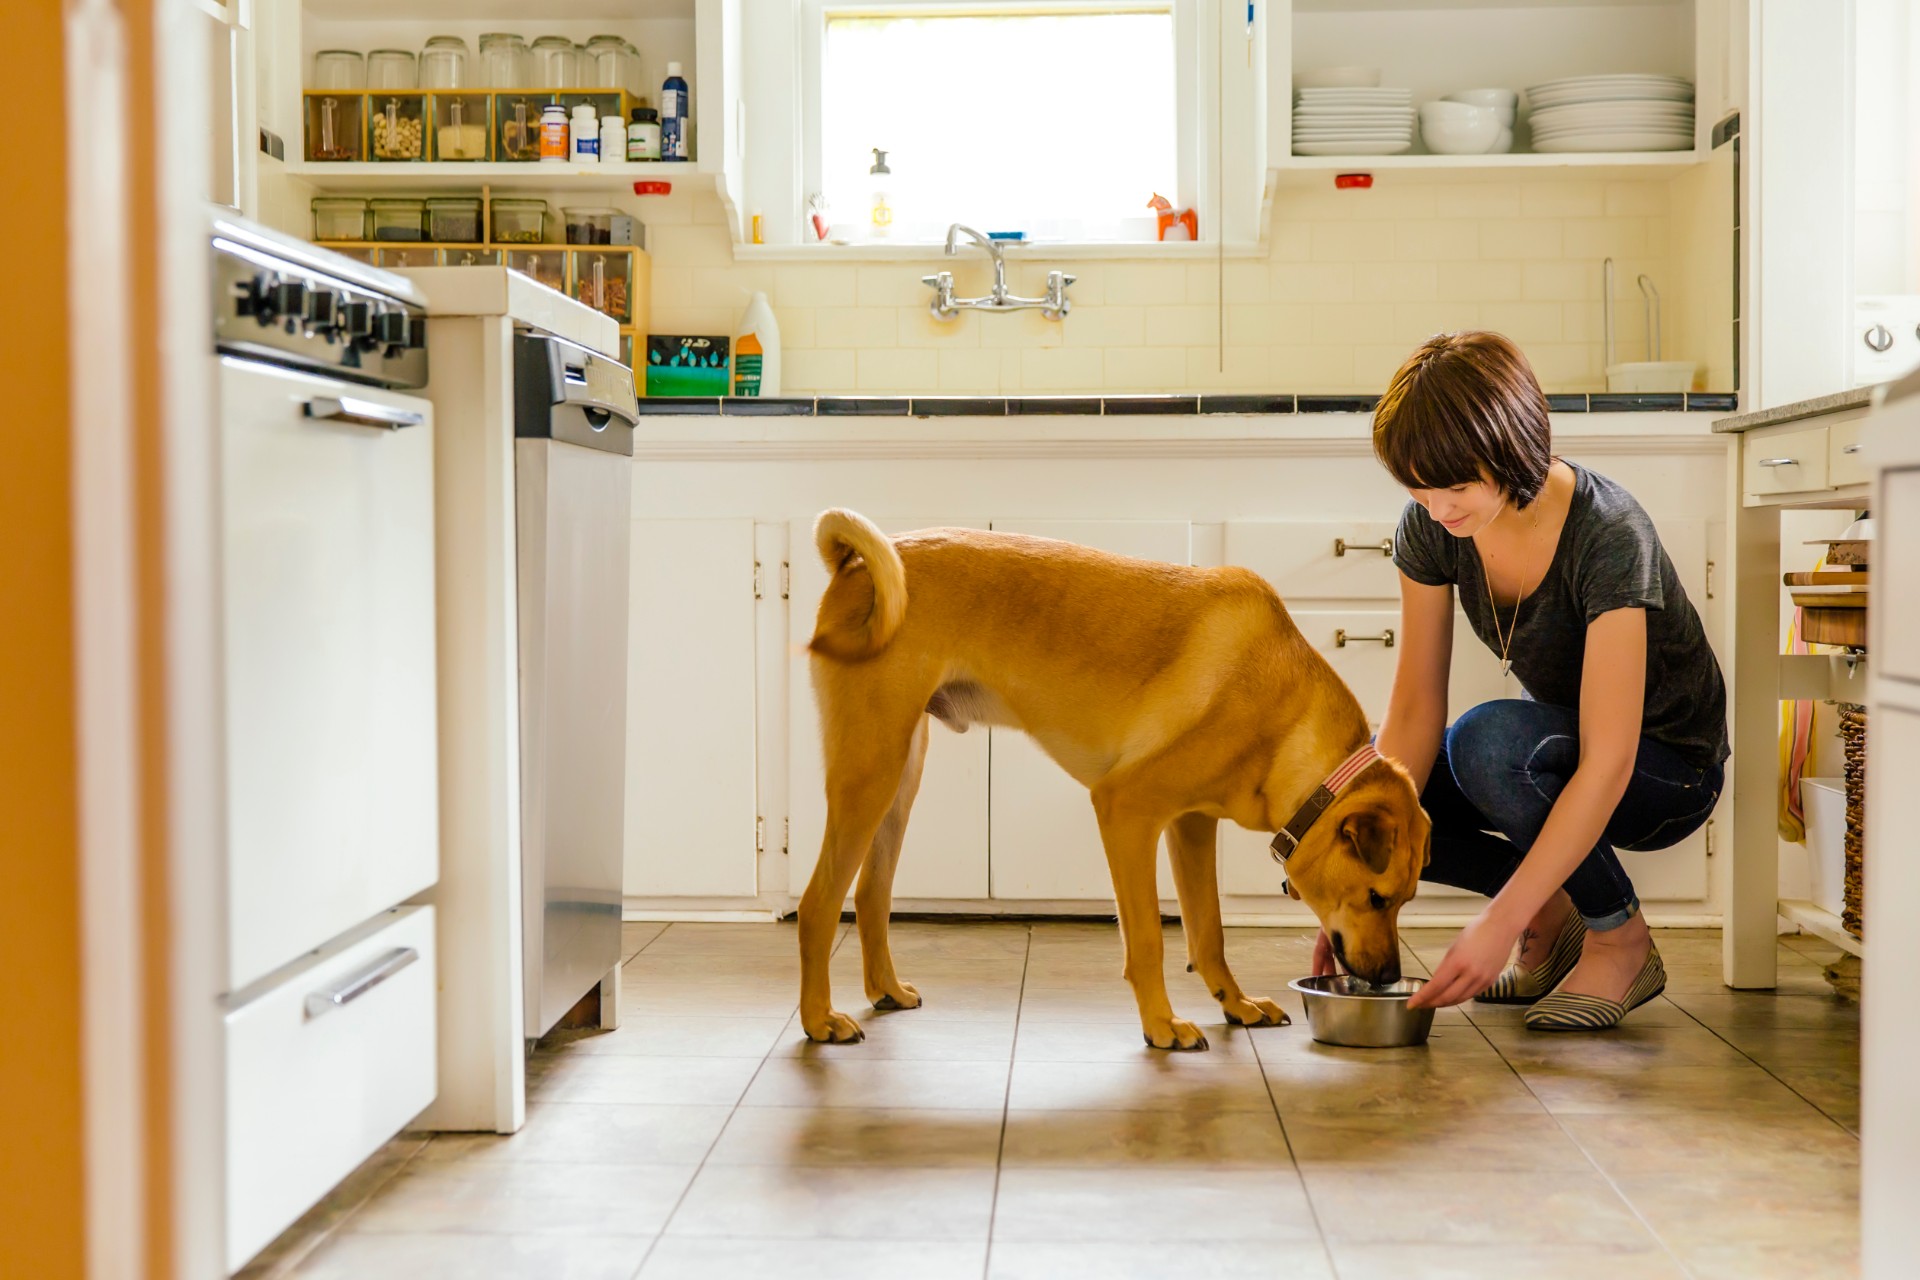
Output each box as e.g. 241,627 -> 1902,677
1288,975 -> 1436,1047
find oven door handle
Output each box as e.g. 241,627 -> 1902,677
303,395 -> 424,431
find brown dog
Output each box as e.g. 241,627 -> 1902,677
798,510 -> 1430,1050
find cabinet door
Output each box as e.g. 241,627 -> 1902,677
626,519 -> 760,897
788,516 -> 991,900
986,520 -> 1192,901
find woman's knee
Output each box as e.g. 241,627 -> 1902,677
1445,700 -> 1577,809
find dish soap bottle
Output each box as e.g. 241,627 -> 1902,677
661,62 -> 690,161
732,291 -> 782,397
868,148 -> 893,239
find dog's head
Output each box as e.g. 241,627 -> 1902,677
1280,761 -> 1430,985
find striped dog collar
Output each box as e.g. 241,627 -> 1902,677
1268,743 -> 1382,864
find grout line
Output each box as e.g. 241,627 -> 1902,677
1660,997 -> 1861,1137
253,1132 -> 436,1278
1249,1015 -> 1343,1278
981,924 -> 1034,1280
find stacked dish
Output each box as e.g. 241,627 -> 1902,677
1524,74 -> 1695,153
1293,86 -> 1414,156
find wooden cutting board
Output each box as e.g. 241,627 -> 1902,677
1803,608 -> 1867,648
1784,570 -> 1871,586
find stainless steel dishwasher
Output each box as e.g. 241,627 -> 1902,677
513,331 -> 640,1039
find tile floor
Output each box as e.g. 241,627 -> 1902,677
244,921 -> 1861,1280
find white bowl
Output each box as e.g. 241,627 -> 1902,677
1296,66 -> 1381,90
1418,102 -> 1501,154
1605,360 -> 1697,393
1444,88 -> 1518,126
1484,125 -> 1514,154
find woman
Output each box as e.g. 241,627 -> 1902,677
1317,331 -> 1728,1030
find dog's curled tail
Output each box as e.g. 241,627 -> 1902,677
810,508 -> 907,661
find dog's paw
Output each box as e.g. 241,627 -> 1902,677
1143,1017 -> 1210,1052
869,981 -> 922,1011
802,1010 -> 866,1044
1222,994 -> 1291,1027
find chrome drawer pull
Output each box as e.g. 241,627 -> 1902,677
304,947 -> 419,1020
1757,457 -> 1801,467
1843,443 -> 1863,455
1334,537 -> 1394,558
304,396 -> 424,431
1335,628 -> 1395,648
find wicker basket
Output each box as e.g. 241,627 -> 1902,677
1839,705 -> 1867,939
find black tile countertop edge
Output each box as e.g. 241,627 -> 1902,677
635,393 -> 1740,417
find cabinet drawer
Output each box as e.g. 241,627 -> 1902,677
1829,417 -> 1871,489
1743,423 -> 1831,499
1223,520 -> 1402,601
226,906 -> 437,1271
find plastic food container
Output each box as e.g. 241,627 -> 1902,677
369,95 -> 426,161
570,249 -> 632,322
491,198 -> 550,244
369,197 -> 428,242
311,196 -> 370,241
433,94 -> 491,160
426,197 -> 482,243
505,248 -> 566,293
562,207 -> 618,244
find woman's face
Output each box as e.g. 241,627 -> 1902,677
1408,475 -> 1508,538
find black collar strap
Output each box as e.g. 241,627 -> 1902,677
1269,743 -> 1382,864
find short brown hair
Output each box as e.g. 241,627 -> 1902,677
1372,331 -> 1553,508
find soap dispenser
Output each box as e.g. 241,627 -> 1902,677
868,148 -> 893,239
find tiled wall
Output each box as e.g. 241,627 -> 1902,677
640,174 -> 1727,396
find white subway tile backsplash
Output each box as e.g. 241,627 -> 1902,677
1185,345 -> 1270,389
1270,343 -> 1355,388
1021,346 -> 1107,391
1061,305 -> 1147,349
785,348 -> 857,392
1561,216 -> 1647,259
1519,182 -> 1606,218
1477,302 -> 1564,343
1105,263 -> 1189,305
1355,263 -> 1440,304
1270,262 -> 1356,304
1521,262 -> 1595,302
856,347 -> 940,391
1477,219 -> 1565,260
1145,305 -> 1224,348
816,307 -> 899,349
1393,302 -> 1480,344
1435,260 -> 1523,302
1311,302 -> 1392,346
1434,184 -> 1522,219
1102,346 -> 1189,392
1311,220 -> 1395,262
937,348 -> 1009,392
1393,220 -> 1481,262
1604,182 -> 1670,217
897,306 -> 982,348
774,265 -> 858,310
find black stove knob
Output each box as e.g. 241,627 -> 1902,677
307,289 -> 340,328
340,300 -> 373,336
246,272 -> 280,324
373,309 -> 411,347
272,279 -> 308,317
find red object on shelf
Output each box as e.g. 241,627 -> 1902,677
633,181 -> 673,195
1334,173 -> 1374,189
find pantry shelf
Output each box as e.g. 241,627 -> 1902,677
1272,150 -> 1704,185
1777,899 -> 1863,958
284,161 -> 716,192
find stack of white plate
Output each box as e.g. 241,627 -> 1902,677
1524,74 -> 1694,153
1293,87 -> 1414,156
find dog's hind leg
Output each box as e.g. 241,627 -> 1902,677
1166,812 -> 1289,1029
855,714 -> 931,1012
1092,791 -> 1208,1051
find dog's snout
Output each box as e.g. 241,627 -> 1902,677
1329,932 -> 1347,966
1373,954 -> 1402,986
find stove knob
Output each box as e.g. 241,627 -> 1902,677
306,288 -> 340,329
373,309 -> 411,347
247,272 -> 280,324
1865,323 -> 1894,353
272,279 -> 309,318
340,300 -> 373,337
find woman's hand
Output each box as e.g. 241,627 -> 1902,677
1406,908 -> 1518,1009
1312,929 -> 1339,978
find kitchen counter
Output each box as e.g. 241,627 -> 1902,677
395,266 -> 618,356
1712,386 -> 1877,433
639,391 -> 1741,418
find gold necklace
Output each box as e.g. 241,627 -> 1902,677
1482,507 -> 1543,679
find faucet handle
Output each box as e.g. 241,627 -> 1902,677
922,271 -> 959,321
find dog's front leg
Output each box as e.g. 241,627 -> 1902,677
1094,801 -> 1208,1051
1166,812 -> 1289,1029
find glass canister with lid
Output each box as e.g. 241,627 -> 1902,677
369,197 -> 428,242
477,33 -> 530,89
367,49 -> 416,90
311,196 -> 370,241
530,36 -> 582,90
419,35 -> 471,90
311,49 -> 364,91
585,35 -> 641,97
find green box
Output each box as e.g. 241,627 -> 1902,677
646,335 -> 730,397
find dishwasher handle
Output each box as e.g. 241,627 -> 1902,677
304,395 -> 424,431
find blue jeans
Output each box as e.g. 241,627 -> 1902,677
1419,700 -> 1724,931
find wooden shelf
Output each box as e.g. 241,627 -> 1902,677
284,161 -> 712,192
1273,151 -> 1704,185
1778,899 -> 1863,958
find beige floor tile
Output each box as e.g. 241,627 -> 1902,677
621,921 -> 668,961
1012,1017 -> 1265,1063
1252,1021 -> 1494,1067
292,1232 -> 648,1279
618,988 -> 802,1020
987,1240 -> 1335,1279
1678,1240 -> 1862,1280
1015,983 -> 1159,1022
773,1011 -> 1016,1060
990,1167 -> 1319,1242
663,1164 -> 998,1240
1556,1106 -> 1859,1179
536,1015 -> 792,1059
638,922 -> 827,956
998,1107 -> 1292,1167
1619,1171 -> 1859,1250
535,1055 -> 763,1107
640,1238 -> 987,1280
741,1056 -> 1011,1110
1007,1059 -> 1277,1113
1304,1168 -> 1648,1245
1326,1241 -> 1688,1280
1282,1110 -> 1589,1171
1711,1024 -> 1861,1065
1511,1061 -> 1810,1114
1466,994 -> 1701,1028
705,1106 -> 1004,1167
347,1160 -> 695,1237
815,975 -> 1026,1022
623,955 -> 797,983
418,1102 -> 729,1167
1264,1058 -> 1547,1117
1480,1021 -> 1752,1071
237,1135 -> 428,1278
1666,989 -> 1861,1031
1771,1063 -> 1861,1126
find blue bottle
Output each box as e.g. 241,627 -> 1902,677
660,61 -> 689,161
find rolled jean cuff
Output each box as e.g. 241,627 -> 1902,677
1582,896 -> 1641,932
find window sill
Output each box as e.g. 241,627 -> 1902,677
730,240 -> 1269,263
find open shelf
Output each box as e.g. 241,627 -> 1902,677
1778,899 -> 1863,958
285,161 -> 713,192
1273,150 -> 1704,185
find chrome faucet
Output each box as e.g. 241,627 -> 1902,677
923,222 -> 1075,321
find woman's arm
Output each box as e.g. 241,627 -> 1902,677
1407,606 -> 1648,1008
1375,574 -> 1455,790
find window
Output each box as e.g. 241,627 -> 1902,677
814,5 -> 1179,243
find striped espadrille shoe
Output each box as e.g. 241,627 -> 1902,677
1476,910 -> 1587,1005
1524,942 -> 1667,1032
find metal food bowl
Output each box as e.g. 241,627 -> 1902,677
1288,975 -> 1436,1048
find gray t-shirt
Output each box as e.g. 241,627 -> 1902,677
1393,461 -> 1729,769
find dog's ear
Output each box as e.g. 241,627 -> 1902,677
1338,810 -> 1395,875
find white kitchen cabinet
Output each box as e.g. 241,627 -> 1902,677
787,515 -> 992,902
984,520 -> 1193,902
625,518 -> 759,898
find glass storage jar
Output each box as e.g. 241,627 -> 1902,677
369,94 -> 426,160
419,35 -> 470,90
367,49 -> 416,91
491,198 -> 550,244
562,206 -> 617,244
432,94 -> 490,160
477,33 -> 530,89
304,92 -> 364,161
376,246 -> 438,268
585,36 -> 640,96
311,49 -> 364,91
504,248 -> 567,293
570,249 -> 632,323
443,247 -> 500,267
311,196 -> 369,241
495,95 -> 544,160
426,196 -> 483,242
530,36 -> 581,90
369,197 -> 428,242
